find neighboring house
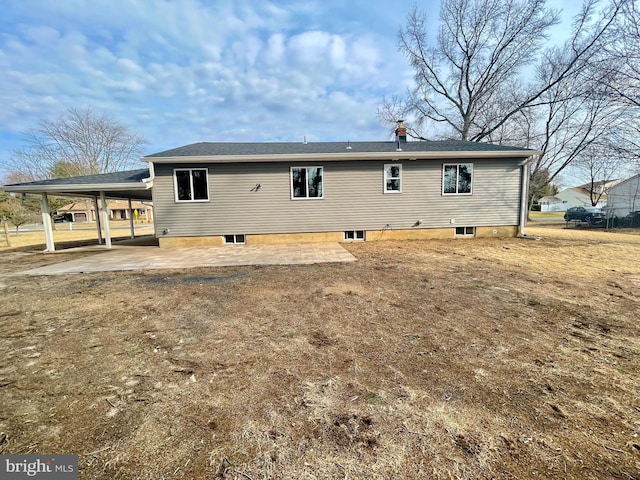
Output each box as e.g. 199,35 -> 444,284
107,200 -> 153,222
554,179 -> 623,210
538,195 -> 565,212
606,174 -> 640,218
57,200 -> 153,222
56,201 -> 93,222
144,134 -> 539,247
555,187 -> 596,210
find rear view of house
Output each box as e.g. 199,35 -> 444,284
145,134 -> 538,247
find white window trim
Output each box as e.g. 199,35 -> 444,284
343,230 -> 365,241
223,234 -> 245,245
442,163 -> 474,196
455,226 -> 476,237
173,168 -> 210,203
384,163 -> 402,194
290,166 -> 324,200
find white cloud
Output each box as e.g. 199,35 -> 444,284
116,58 -> 145,75
329,35 -> 347,67
0,0 -> 415,173
17,25 -> 61,45
264,33 -> 285,65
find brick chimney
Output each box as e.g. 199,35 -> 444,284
395,120 -> 407,143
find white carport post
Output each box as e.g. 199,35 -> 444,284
94,195 -> 103,245
100,191 -> 112,249
128,198 -> 135,239
39,193 -> 55,252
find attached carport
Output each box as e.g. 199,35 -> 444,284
1,169 -> 153,251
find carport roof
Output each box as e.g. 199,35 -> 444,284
1,168 -> 152,200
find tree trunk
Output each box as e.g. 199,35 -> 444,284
2,220 -> 11,247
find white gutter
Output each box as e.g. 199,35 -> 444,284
519,157 -> 536,237
143,150 -> 543,164
1,182 -> 151,194
143,162 -> 155,185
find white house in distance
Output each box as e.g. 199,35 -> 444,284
539,180 -> 622,212
606,174 -> 640,217
538,195 -> 565,212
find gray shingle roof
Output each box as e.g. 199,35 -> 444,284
145,140 -> 534,158
1,169 -> 153,200
2,169 -> 149,187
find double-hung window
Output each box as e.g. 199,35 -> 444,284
174,168 -> 209,202
443,163 -> 473,195
384,164 -> 402,193
291,166 -> 323,199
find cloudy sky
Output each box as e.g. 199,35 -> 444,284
0,0 -> 580,177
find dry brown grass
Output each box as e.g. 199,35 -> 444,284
527,224 -> 640,243
529,211 -> 565,219
1,228 -> 639,479
0,223 -> 154,249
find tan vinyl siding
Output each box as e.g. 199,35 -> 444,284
152,159 -> 523,237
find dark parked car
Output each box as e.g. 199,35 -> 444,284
616,211 -> 640,228
564,206 -> 605,224
53,213 -> 72,223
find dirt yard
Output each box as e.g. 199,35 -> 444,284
1,226 -> 639,479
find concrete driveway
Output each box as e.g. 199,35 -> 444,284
15,240 -> 357,275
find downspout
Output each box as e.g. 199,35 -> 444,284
94,195 -> 103,244
143,162 -> 154,184
128,198 -> 135,239
519,160 -> 531,237
143,161 -> 156,233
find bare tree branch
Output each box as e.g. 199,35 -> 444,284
3,107 -> 147,182
381,0 -> 639,196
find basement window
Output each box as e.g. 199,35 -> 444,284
455,226 -> 476,237
344,230 -> 365,241
224,234 -> 245,245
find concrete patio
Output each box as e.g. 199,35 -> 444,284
14,238 -> 357,275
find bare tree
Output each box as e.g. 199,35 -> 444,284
381,0 -> 636,209
595,1 -> 640,172
380,0 -> 560,140
573,146 -> 625,206
380,0 -> 625,143
529,167 -> 558,207
4,107 -> 147,181
0,194 -> 38,235
529,59 -> 630,184
601,0 -> 640,108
